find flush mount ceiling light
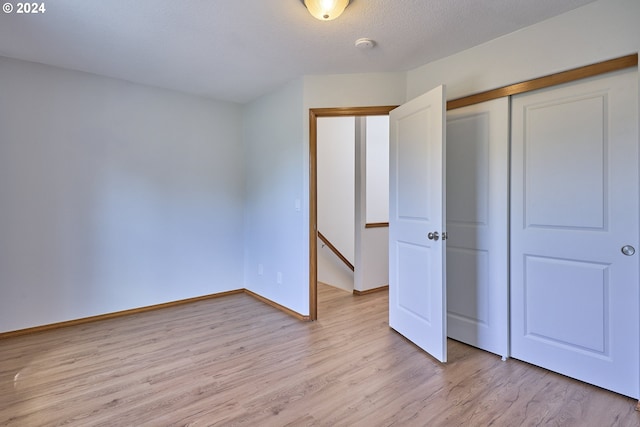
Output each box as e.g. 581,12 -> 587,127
302,0 -> 350,21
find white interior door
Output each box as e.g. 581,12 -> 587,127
511,69 -> 639,398
446,98 -> 509,358
389,85 -> 447,362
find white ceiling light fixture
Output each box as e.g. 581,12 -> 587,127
303,0 -> 350,21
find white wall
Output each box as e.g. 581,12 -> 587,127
0,57 -> 245,333
365,116 -> 390,224
317,117 -> 355,265
242,79 -> 308,315
304,72 -> 407,110
242,72 -> 405,316
355,118 -> 389,292
6,0 -> 631,329
406,0 -> 640,102
355,226 -> 389,292
317,236 -> 354,292
317,117 -> 355,291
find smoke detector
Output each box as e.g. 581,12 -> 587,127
355,38 -> 376,49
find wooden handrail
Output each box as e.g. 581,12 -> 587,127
365,222 -> 389,229
317,231 -> 355,272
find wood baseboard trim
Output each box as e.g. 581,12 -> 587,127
0,289 -> 245,340
0,288 -> 311,340
243,289 -> 311,321
353,285 -> 389,296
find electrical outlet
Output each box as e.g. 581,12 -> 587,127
277,272 -> 283,284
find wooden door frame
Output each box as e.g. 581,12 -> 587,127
308,54 -> 638,321
309,106 -> 397,320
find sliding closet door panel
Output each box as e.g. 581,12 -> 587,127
511,69 -> 639,398
446,97 -> 509,358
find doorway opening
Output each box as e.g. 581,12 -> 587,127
309,106 -> 397,320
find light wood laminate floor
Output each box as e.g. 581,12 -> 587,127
1,284 -> 638,426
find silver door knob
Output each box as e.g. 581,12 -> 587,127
622,245 -> 636,256
428,231 -> 440,241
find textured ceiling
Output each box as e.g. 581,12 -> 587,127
0,0 -> 598,103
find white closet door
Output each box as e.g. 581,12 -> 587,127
446,98 -> 509,358
511,69 -> 639,398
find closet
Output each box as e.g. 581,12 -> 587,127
509,68 -> 639,398
389,57 -> 639,398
